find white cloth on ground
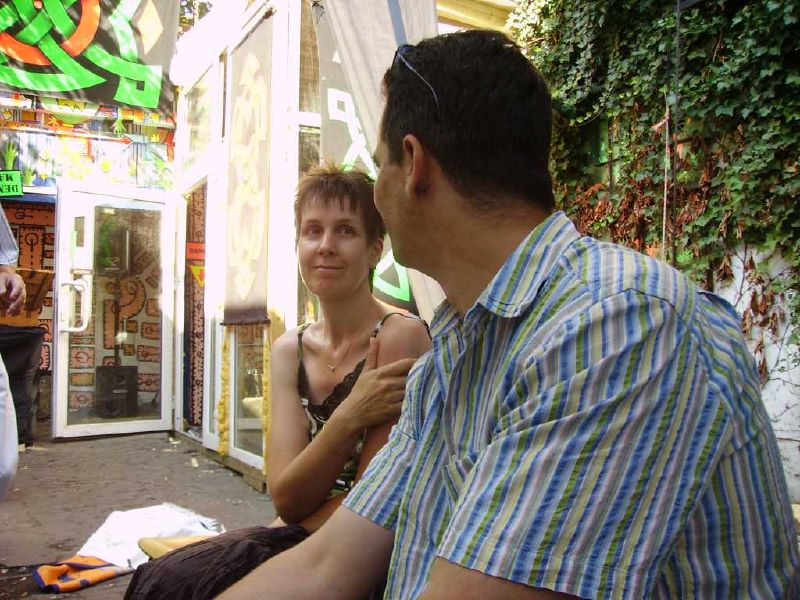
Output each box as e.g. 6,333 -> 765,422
78,503 -> 225,568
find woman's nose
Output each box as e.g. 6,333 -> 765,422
317,230 -> 336,253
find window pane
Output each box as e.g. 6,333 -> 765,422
233,323 -> 264,456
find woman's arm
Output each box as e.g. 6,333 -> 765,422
299,317 -> 430,532
355,316 -> 431,481
266,330 -> 355,523
267,327 -> 420,524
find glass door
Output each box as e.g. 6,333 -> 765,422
53,184 -> 176,438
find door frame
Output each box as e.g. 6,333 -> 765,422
52,182 -> 177,438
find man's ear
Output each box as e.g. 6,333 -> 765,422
401,134 -> 431,202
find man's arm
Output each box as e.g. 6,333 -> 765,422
217,507 -> 393,599
420,559 -> 579,600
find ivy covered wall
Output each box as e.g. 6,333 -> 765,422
509,0 -> 799,493
510,0 -> 798,376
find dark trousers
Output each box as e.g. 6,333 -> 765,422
124,525 -> 310,600
124,524 -> 385,600
0,326 -> 45,446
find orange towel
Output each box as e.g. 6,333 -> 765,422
33,554 -> 132,593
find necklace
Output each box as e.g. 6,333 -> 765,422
321,309 -> 379,372
323,334 -> 353,372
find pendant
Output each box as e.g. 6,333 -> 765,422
327,364 -> 336,372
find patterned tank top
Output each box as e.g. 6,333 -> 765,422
297,312 -> 426,497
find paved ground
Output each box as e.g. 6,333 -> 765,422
0,430 -> 275,599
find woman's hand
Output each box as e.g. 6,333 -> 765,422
330,337 -> 417,436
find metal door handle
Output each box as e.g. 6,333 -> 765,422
61,279 -> 91,333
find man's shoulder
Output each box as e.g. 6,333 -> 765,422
562,235 -> 697,317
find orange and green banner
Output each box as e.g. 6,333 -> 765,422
0,1 -> 179,113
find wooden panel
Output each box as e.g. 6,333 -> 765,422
0,268 -> 54,326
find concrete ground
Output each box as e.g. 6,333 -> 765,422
0,430 -> 275,599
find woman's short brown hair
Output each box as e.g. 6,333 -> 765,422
294,163 -> 386,245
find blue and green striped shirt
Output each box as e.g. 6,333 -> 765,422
344,211 -> 798,598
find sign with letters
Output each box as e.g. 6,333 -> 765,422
0,170 -> 23,197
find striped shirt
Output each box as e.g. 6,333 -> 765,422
0,205 -> 18,266
344,211 -> 799,599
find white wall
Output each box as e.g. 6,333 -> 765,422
716,249 -> 800,501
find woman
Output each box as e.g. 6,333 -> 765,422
125,165 -> 431,600
268,163 -> 431,532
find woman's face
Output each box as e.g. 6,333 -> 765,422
297,196 -> 383,299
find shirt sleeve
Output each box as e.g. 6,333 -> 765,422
343,423 -> 415,530
0,205 -> 19,267
437,290 -> 729,599
342,361 -> 426,531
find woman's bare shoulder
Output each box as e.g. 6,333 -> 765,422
269,328 -> 302,394
375,311 -> 431,360
271,327 -> 302,361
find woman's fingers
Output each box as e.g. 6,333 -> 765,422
375,375 -> 411,396
375,357 -> 417,376
344,355 -> 419,428
363,337 -> 379,371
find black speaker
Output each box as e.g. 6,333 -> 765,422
95,366 -> 138,418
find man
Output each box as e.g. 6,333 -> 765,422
0,202 -> 26,499
222,30 -> 799,599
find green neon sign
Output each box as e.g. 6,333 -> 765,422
373,250 -> 412,302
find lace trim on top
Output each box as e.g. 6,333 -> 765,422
296,312 -> 425,495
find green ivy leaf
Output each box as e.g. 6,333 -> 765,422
715,104 -> 735,117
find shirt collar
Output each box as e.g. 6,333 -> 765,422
429,211 -> 579,337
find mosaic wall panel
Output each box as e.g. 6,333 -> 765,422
185,184 -> 206,426
68,390 -> 94,410
16,225 -> 45,269
146,299 -> 160,317
141,322 -> 160,340
93,209 -> 163,402
138,372 -> 159,392
136,345 -> 160,363
70,372 -> 95,387
69,346 -> 95,369
2,202 -> 55,370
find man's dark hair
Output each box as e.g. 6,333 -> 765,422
381,29 -> 554,211
295,163 -> 386,245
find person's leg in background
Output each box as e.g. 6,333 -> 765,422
0,326 -> 47,447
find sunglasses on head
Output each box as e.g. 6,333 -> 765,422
392,44 -> 441,118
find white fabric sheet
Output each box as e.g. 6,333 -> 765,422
78,503 -> 224,568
